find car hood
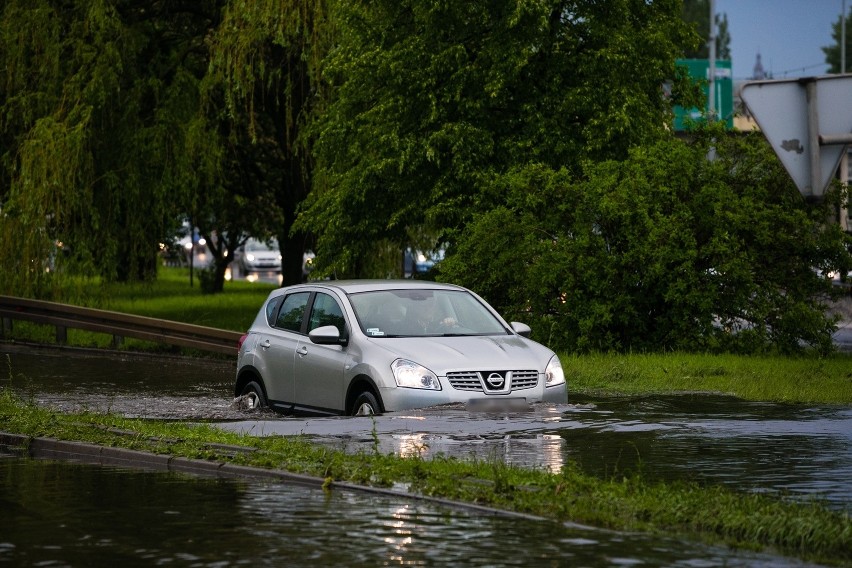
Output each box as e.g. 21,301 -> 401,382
364,334 -> 553,373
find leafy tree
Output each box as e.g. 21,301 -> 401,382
206,0 -> 331,286
0,0 -> 220,296
302,0 -> 701,277
823,8 -> 852,73
439,129 -> 851,354
682,0 -> 731,60
0,0 -> 305,296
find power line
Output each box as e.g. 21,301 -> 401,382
778,62 -> 830,77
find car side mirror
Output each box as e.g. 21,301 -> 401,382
309,325 -> 348,346
510,322 -> 531,338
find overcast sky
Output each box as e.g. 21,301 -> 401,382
715,0 -> 847,80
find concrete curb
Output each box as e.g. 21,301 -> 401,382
0,431 -> 579,525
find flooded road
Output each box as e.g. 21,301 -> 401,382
3,344 -> 852,515
0,457 -> 818,567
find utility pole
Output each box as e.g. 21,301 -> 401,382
843,0 -> 849,232
843,0 -> 847,74
708,0 -> 716,121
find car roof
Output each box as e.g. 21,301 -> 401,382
276,279 -> 466,295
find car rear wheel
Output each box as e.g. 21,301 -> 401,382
351,391 -> 380,416
239,380 -> 267,411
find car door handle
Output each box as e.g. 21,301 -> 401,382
296,346 -> 308,357
261,339 -> 271,349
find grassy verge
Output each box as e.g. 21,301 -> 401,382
4,266 -> 852,403
567,351 -> 852,404
1,389 -> 849,566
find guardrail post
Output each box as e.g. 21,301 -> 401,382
113,335 -> 123,349
56,325 -> 67,345
1,317 -> 10,339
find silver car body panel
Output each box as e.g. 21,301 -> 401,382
236,280 -> 567,414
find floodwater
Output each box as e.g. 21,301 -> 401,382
1,344 -> 851,566
2,345 -> 851,514
0,457 -> 816,567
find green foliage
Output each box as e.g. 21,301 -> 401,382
2,0 -> 847,356
205,0 -> 331,286
303,0 -> 699,277
681,0 -> 731,60
439,130 -> 852,354
823,8 -> 852,73
0,0 -> 219,294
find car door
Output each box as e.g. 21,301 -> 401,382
293,291 -> 351,414
258,291 -> 310,409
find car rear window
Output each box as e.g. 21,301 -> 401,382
275,292 -> 310,332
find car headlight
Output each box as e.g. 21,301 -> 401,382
545,355 -> 565,387
392,359 -> 441,390
246,254 -> 256,262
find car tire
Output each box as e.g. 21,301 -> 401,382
240,380 -> 267,411
351,391 -> 381,416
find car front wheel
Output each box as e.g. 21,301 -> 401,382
351,391 -> 380,416
239,380 -> 267,411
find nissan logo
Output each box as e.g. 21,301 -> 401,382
486,372 -> 505,388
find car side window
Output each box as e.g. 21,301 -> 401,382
265,296 -> 282,326
275,292 -> 310,332
308,293 -> 346,336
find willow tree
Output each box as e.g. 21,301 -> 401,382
206,0 -> 331,286
0,0 -> 220,297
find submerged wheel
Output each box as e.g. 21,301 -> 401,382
239,380 -> 267,411
351,391 -> 380,416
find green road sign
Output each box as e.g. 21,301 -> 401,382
674,59 -> 733,130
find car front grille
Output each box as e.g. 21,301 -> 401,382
446,370 -> 539,392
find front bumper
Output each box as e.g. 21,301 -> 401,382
378,376 -> 567,413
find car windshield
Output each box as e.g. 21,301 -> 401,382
245,239 -> 278,252
349,289 -> 510,338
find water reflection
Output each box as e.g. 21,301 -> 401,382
0,458 -> 820,567
222,399 -> 852,513
562,396 -> 852,511
4,346 -> 852,514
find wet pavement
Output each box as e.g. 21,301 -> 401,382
3,344 -> 851,515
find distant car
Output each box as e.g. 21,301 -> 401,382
234,280 -> 567,416
404,247 -> 444,278
239,238 -> 282,273
302,250 -> 316,279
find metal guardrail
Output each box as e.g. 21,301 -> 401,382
0,295 -> 242,355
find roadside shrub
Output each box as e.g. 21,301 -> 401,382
439,130 -> 851,354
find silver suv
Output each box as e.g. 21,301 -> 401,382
235,280 -> 566,415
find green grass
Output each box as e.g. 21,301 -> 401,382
566,351 -> 852,404
1,389 -> 849,566
3,266 -> 852,403
92,266 -> 277,331
3,266 -> 275,351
